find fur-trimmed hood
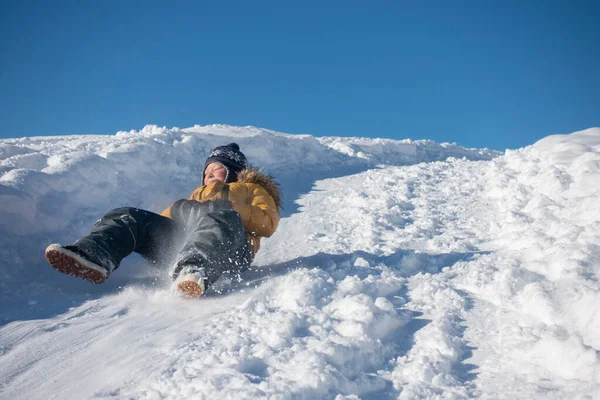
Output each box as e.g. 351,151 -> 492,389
236,167 -> 282,211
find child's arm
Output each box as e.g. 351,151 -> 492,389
230,184 -> 279,238
161,182 -> 280,238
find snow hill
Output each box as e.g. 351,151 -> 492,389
0,125 -> 599,399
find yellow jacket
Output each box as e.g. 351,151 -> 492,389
161,168 -> 281,256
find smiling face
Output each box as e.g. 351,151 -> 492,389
204,162 -> 228,186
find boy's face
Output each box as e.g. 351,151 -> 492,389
204,163 -> 227,186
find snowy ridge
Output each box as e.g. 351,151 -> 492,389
1,125 -> 599,399
319,136 -> 498,164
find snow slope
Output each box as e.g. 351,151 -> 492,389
0,125 -> 598,399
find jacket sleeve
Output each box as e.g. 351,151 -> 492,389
233,184 -> 279,238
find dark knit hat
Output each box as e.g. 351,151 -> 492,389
203,143 -> 248,183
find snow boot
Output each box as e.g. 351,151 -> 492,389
172,262 -> 208,298
45,244 -> 110,284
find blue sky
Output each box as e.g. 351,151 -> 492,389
1,1 -> 598,150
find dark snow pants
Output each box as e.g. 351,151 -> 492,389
73,200 -> 252,284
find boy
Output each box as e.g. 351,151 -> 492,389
45,143 -> 281,298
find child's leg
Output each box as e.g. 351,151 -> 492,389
169,200 -> 252,286
73,207 -> 179,272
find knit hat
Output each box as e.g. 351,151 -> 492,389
203,143 -> 248,183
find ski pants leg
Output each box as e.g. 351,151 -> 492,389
167,199 -> 253,285
73,207 -> 179,271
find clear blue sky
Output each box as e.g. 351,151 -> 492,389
1,0 -> 598,150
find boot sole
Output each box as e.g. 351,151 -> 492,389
45,244 -> 108,284
176,280 -> 204,298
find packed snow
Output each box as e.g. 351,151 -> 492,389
0,125 -> 598,399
